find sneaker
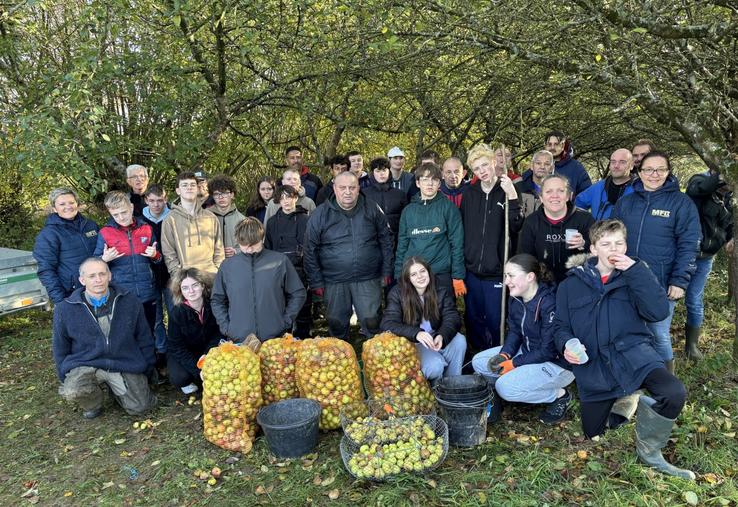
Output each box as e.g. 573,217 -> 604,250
539,389 -> 571,425
181,383 -> 199,395
83,407 -> 103,420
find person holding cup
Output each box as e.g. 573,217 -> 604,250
518,174 -> 595,283
554,219 -> 694,480
471,254 -> 574,425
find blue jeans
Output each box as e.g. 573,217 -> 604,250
415,333 -> 467,380
464,272 -> 503,350
647,299 -> 677,361
685,256 -> 714,328
154,287 -> 174,354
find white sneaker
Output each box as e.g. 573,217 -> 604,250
181,383 -> 199,394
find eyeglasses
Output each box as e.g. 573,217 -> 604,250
212,192 -> 232,198
181,282 -> 202,292
127,175 -> 148,180
640,167 -> 669,176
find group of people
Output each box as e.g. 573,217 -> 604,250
38,132 -> 733,481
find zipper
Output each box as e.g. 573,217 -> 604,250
477,192 -> 490,272
251,255 -> 258,339
126,228 -> 139,296
634,192 -> 650,256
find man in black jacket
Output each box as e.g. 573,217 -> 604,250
304,172 -> 395,339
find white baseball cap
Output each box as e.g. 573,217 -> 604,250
387,146 -> 405,158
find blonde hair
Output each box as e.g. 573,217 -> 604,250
466,143 -> 496,168
103,190 -> 132,210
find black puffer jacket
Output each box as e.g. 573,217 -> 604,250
168,301 -> 223,378
304,194 -> 394,287
362,179 -> 408,237
686,172 -> 733,257
265,207 -> 309,273
380,285 -> 461,346
518,202 -> 595,283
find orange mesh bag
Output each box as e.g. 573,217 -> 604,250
361,332 -> 436,415
201,342 -> 263,452
296,337 -> 364,430
259,334 -> 301,404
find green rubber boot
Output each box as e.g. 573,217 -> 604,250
635,396 -> 695,480
685,325 -> 703,360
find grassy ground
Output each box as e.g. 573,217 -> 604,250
1,268 -> 737,506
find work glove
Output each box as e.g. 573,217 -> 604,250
313,287 -> 325,298
487,352 -> 510,373
452,279 -> 467,297
383,275 -> 393,287
499,358 -> 515,375
242,333 -> 262,353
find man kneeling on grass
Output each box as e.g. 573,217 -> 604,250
554,219 -> 694,479
53,257 -> 157,419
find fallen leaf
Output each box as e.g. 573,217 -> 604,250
327,489 -> 340,500
703,472 -> 719,484
101,482 -> 115,490
683,491 -> 699,506
479,454 -> 487,463
255,485 -> 266,495
478,492 -> 487,503
321,476 -> 335,487
150,460 -> 160,467
63,491 -> 73,497
426,479 -> 437,489
313,475 -> 322,486
260,465 -> 269,473
114,438 -> 126,445
577,450 -> 588,459
225,456 -> 240,465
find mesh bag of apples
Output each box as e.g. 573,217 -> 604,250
259,333 -> 301,404
296,337 -> 364,430
201,342 -> 263,453
362,332 -> 436,415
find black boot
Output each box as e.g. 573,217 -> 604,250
685,325 -> 703,360
488,395 -> 503,424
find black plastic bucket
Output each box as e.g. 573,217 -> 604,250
435,374 -> 488,395
434,376 -> 492,447
257,398 -> 322,458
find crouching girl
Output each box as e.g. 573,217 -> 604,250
472,254 -> 574,424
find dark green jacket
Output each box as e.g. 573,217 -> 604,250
395,192 -> 465,279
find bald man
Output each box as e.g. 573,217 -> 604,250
575,148 -> 635,220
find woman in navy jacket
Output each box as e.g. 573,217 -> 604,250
472,254 -> 574,424
167,268 -> 222,394
612,152 -> 701,369
33,188 -> 99,303
555,219 -> 693,480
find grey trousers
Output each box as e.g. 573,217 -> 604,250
324,278 -> 382,339
59,366 -> 157,415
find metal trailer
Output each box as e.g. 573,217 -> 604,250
0,247 -> 51,317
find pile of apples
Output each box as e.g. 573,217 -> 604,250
201,343 -> 262,452
296,338 -> 364,430
362,332 -> 436,415
260,334 -> 301,404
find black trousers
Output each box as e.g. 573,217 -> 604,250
580,367 -> 687,438
167,356 -> 201,389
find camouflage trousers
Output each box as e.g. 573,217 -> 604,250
59,366 -> 157,415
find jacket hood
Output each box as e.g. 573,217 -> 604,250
170,200 -> 206,220
631,174 -> 680,194
65,284 -> 128,303
210,203 -> 240,217
142,206 -> 171,224
46,212 -> 88,228
104,216 -> 148,229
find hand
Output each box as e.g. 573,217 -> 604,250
101,244 -> 124,262
608,253 -> 635,271
416,331 -> 435,350
566,233 -> 586,250
432,335 -> 444,352
141,241 -> 158,258
499,359 -> 515,375
499,174 -> 518,199
313,287 -> 324,298
452,279 -> 467,297
725,239 -> 734,255
383,275 -> 393,287
564,348 -> 583,365
224,247 -> 236,258
667,285 -> 685,300
487,353 -> 509,372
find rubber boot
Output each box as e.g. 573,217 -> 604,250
609,390 -> 643,429
665,360 -> 675,374
635,396 -> 695,480
685,325 -> 703,360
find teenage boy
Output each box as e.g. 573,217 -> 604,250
209,174 -> 246,258
141,185 -> 172,373
544,130 -> 592,197
285,145 -> 322,200
211,217 -> 306,342
346,150 -> 371,188
516,150 -> 555,218
555,219 -> 694,480
395,162 -> 465,296
461,144 -> 523,350
265,185 -> 312,338
161,171 -> 224,276
387,146 -> 418,199
94,191 -> 161,334
316,155 -> 349,205
263,167 -> 316,224
363,157 -> 408,241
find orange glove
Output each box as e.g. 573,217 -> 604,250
452,279 -> 467,297
499,358 -> 515,375
196,354 -> 206,369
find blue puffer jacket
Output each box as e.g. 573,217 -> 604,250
612,176 -> 701,290
33,213 -> 99,303
93,217 -> 160,303
554,156 -> 591,196
500,283 -> 565,368
52,285 -> 156,381
575,177 -> 635,220
554,258 -> 668,402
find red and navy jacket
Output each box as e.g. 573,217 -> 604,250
93,217 -> 161,303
